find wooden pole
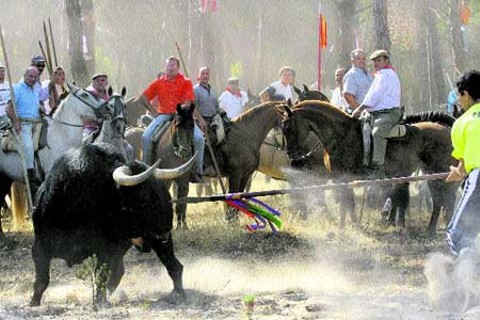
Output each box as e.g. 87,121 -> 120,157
42,21 -> 53,77
48,18 -> 58,67
0,23 -> 34,213
317,2 -> 323,91
174,172 -> 450,204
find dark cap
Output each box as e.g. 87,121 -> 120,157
31,54 -> 46,64
369,50 -> 389,60
92,73 -> 108,80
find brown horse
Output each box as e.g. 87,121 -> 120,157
204,102 -> 286,219
282,100 -> 459,235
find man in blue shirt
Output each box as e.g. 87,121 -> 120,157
6,66 -> 41,195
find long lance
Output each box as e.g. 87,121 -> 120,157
174,172 -> 450,204
48,18 -> 58,67
42,21 -> 53,77
175,41 -> 227,193
0,23 -> 34,213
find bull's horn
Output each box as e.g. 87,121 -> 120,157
113,159 -> 161,186
153,152 -> 197,180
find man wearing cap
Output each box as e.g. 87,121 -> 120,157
343,49 -> 373,114
219,76 -> 249,118
30,55 -> 49,110
84,73 -> 110,137
352,49 -> 402,179
259,66 -> 295,103
141,56 -> 197,176
6,66 -> 42,196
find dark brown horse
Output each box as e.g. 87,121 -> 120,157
204,102 -> 286,219
151,104 -> 195,229
282,100 -> 458,235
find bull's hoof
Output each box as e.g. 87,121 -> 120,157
30,297 -> 41,307
165,289 -> 186,304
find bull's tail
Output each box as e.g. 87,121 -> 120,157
11,182 -> 29,231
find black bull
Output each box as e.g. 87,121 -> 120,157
30,143 -> 190,306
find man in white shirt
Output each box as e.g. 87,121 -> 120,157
352,50 -> 402,178
331,68 -> 349,111
218,77 -> 248,119
259,66 -> 295,103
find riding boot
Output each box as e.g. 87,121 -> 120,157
27,169 -> 40,199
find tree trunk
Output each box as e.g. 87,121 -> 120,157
81,0 -> 96,77
65,0 -> 89,87
335,0 -> 358,68
413,0 -> 429,109
426,0 -> 445,107
372,0 -> 391,51
449,0 -> 467,72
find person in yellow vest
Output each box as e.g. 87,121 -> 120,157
445,70 -> 480,256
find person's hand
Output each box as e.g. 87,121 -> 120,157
197,117 -> 208,133
446,165 -> 466,182
13,121 -> 21,134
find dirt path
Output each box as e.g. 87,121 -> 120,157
0,228 -> 467,320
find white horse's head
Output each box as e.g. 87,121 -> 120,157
52,83 -> 109,126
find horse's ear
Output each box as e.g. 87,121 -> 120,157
121,87 -> 127,97
303,84 -> 309,92
283,103 -> 293,117
66,81 -> 79,93
108,86 -> 113,97
293,85 -> 302,96
287,98 -> 293,108
176,103 -> 182,113
189,103 -> 195,113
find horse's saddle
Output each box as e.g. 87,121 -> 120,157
361,112 -> 407,166
1,118 -> 47,153
151,120 -> 172,144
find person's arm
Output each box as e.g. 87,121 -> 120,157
140,94 -> 159,117
446,159 -> 467,182
343,92 -> 359,110
6,100 -> 20,133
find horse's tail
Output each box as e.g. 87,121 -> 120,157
11,182 -> 28,231
404,111 -> 456,127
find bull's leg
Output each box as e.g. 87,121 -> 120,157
427,181 -> 445,237
106,252 -> 126,295
30,240 -> 52,306
148,235 -> 185,298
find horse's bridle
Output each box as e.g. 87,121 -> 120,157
171,116 -> 194,160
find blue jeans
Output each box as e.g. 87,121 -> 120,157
19,122 -> 35,169
141,114 -> 205,175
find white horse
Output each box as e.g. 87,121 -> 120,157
0,84 -> 108,238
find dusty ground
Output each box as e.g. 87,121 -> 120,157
0,177 -> 472,319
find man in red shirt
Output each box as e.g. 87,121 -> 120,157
141,56 -> 204,182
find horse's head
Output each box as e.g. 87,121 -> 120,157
171,103 -> 195,159
281,102 -> 310,161
293,84 -> 330,103
103,87 -> 127,138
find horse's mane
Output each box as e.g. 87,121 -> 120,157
294,100 -> 353,121
233,101 -> 281,124
404,111 -> 456,127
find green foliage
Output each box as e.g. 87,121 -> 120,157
75,254 -> 111,310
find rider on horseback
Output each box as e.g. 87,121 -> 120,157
352,50 -> 402,179
6,66 -> 43,197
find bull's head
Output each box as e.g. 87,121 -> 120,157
112,152 -> 197,186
